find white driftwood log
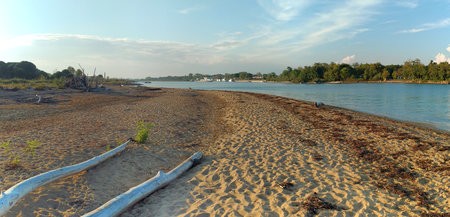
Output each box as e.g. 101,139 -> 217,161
0,139 -> 132,216
82,151 -> 203,217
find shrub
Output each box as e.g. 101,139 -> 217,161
135,121 -> 153,144
52,78 -> 66,89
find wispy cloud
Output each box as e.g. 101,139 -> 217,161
290,0 -> 380,51
400,18 -> 450,33
255,0 -> 379,50
382,20 -> 397,24
447,45 -> 450,52
395,0 -> 419,8
341,55 -> 356,64
258,0 -> 312,21
178,6 -> 201,15
211,40 -> 244,50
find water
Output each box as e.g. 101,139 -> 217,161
143,81 -> 450,132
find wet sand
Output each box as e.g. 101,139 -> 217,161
0,86 -> 449,216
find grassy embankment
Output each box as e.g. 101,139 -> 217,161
0,78 -> 136,90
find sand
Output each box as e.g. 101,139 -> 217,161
0,86 -> 449,216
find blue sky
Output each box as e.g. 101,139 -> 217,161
1,0 -> 450,78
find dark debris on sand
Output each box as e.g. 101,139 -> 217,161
301,192 -> 347,216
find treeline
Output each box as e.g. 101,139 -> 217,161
276,59 -> 449,83
0,61 -> 48,79
0,60 -> 133,90
148,59 -> 449,83
0,61 -> 107,80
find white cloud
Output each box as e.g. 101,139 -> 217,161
395,0 -> 419,8
258,0 -> 311,21
0,37 -> 30,51
401,18 -> 450,33
434,53 -> 450,63
0,34 -> 233,78
341,55 -> 356,64
447,45 -> 450,52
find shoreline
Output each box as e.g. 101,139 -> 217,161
144,83 -> 449,133
1,86 -> 449,216
149,79 -> 449,85
225,89 -> 450,134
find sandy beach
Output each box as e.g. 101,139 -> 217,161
0,86 -> 449,216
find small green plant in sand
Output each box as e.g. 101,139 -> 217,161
1,141 -> 22,169
135,121 -> 154,144
0,140 -> 11,152
25,140 -> 41,157
1,141 -> 12,162
105,143 -> 111,151
8,154 -> 21,168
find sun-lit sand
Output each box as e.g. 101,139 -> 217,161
0,86 -> 449,216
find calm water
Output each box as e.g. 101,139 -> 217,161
143,81 -> 450,132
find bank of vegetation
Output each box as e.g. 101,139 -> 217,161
0,61 -> 132,90
2,59 -> 449,88
147,59 -> 450,83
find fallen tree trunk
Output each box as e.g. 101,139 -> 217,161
82,151 -> 203,217
0,139 -> 132,216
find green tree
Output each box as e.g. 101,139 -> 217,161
263,72 -> 277,81
427,61 -> 439,81
338,64 -> 355,80
75,69 -> 84,77
239,71 -> 252,80
437,62 -> 449,81
279,66 -> 293,81
0,61 -> 6,73
312,63 -> 327,80
381,69 -> 390,81
52,68 -> 74,79
302,66 -> 318,82
401,59 -> 426,80
0,61 -> 48,79
361,63 -> 383,80
324,63 -> 339,81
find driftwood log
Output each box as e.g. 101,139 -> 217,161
82,152 -> 203,217
0,139 -> 132,216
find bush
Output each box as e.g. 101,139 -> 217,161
135,121 -> 153,144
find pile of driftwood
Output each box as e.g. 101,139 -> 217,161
64,65 -> 101,91
65,74 -> 89,90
